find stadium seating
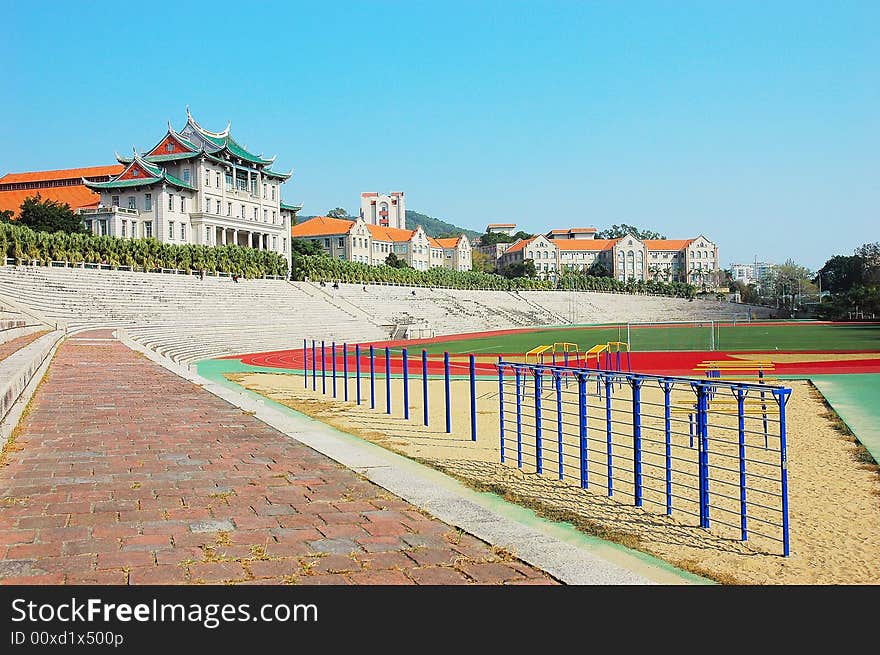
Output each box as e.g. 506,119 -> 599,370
0,265 -> 771,365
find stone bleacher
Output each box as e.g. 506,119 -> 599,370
0,265 -> 771,365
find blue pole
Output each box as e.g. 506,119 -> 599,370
534,367 -> 543,474
564,351 -> 569,368
736,386 -> 748,542
385,347 -> 391,415
321,340 -> 326,394
515,366 -> 523,468
663,380 -> 674,516
694,382 -> 710,529
331,342 -> 337,398
355,345 -> 361,405
311,340 -> 316,391
369,345 -> 375,409
402,348 -> 409,420
556,371 -> 563,481
605,375 -> 613,497
578,373 -> 588,489
444,352 -> 451,433
498,362 -> 505,463
422,350 -> 429,427
469,354 -> 477,441
631,375 -> 643,507
777,387 -> 791,556
303,339 -> 307,388
342,343 -> 348,401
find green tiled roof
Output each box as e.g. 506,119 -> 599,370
86,177 -> 163,189
263,168 -> 291,179
162,172 -> 197,191
224,136 -> 273,165
280,201 -> 302,211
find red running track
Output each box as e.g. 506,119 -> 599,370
226,346 -> 880,377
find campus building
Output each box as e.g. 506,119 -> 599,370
0,109 -> 302,264
497,228 -> 718,285
485,223 -> 517,236
360,192 -> 405,230
731,261 -> 775,287
291,215 -> 472,272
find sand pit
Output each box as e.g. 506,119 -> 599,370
227,371 -> 880,584
731,352 -> 880,364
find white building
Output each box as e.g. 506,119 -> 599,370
81,108 -> 300,264
485,223 -> 517,236
360,192 -> 405,230
731,261 -> 775,286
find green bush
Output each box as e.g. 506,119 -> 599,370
0,222 -> 288,278
291,254 -> 696,298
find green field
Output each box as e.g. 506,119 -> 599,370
415,322 -> 880,355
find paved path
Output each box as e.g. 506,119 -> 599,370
0,330 -> 47,363
0,330 -> 556,585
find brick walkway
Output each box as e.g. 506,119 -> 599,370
0,330 -> 556,585
0,330 -> 48,362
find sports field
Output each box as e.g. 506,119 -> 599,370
407,321 -> 880,355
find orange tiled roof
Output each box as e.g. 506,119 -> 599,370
487,223 -> 516,228
0,186 -> 101,218
503,237 -> 535,254
435,237 -> 461,248
366,223 -> 415,243
569,227 -> 597,233
0,165 -> 123,185
290,216 -> 356,237
644,239 -> 694,251
554,238 -> 618,251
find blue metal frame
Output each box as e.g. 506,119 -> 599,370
321,340 -> 326,394
578,373 -> 588,489
331,341 -> 337,398
355,345 -> 361,405
776,387 -> 791,557
422,349 -> 429,427
303,339 -> 307,389
631,375 -> 643,507
385,347 -> 391,415
311,340 -> 316,391
515,366 -> 523,468
555,371 -> 563,480
534,366 -> 543,474
342,343 -> 348,401
661,379 -> 674,516
369,345 -> 375,409
444,352 -> 451,433
469,354 -> 477,442
604,375 -> 613,497
498,362 -> 505,463
402,348 -> 409,420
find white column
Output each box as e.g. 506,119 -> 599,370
220,228 -> 226,245
233,229 -> 238,247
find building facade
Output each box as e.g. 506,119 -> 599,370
0,165 -> 123,217
731,261 -> 775,287
497,229 -> 718,284
485,223 -> 517,236
360,192 -> 405,230
291,216 -> 472,272
79,108 -> 300,263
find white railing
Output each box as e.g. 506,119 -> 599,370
78,206 -> 140,216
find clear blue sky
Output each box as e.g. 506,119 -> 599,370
3,1 -> 877,270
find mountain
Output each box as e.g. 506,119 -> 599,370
293,210 -> 481,239
405,210 -> 481,239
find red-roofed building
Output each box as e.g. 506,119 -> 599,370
360,191 -> 406,230
0,165 -> 123,218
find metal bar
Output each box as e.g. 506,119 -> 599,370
579,373 -> 588,489
303,339 -> 307,388
331,341 -> 337,398
423,350 -> 429,427
321,340 -> 326,394
369,345 -> 375,409
515,367 -> 523,468
694,382 -> 710,529
402,348 -> 409,419
662,379 -> 674,516
631,374 -> 643,507
736,386 -> 748,542
498,362 -> 505,463
470,354 -> 477,442
342,343 -> 348,401
556,371 -> 563,480
605,375 -> 613,497
385,347 -> 391,415
777,387 -> 791,556
355,345 -> 361,406
444,352 -> 451,433
311,340 -> 316,391
534,367 -> 543,474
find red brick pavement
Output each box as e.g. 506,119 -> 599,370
0,330 -> 557,585
0,330 -> 49,363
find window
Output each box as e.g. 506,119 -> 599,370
99,220 -> 108,236
206,198 -> 212,214
127,196 -> 136,209
216,172 -> 221,188
324,238 -> 330,248
271,186 -> 275,201
180,223 -> 186,241
168,194 -> 174,211
180,196 -> 185,213
241,204 -> 245,218
131,169 -> 139,177
338,237 -> 345,248
253,208 -> 257,220
131,221 -> 137,237
205,227 -> 211,243
168,221 -> 175,239
205,171 -> 211,186
227,202 -> 232,216
166,142 -> 174,153
112,195 -> 119,207
121,221 -> 127,237
144,193 -> 152,211
272,210 -> 276,223
145,222 -> 152,238
272,236 -> 277,250
225,172 -> 233,190
282,238 -> 286,253
263,209 -> 267,222
263,184 -> 267,199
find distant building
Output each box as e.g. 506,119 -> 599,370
360,192 -> 405,230
485,223 -> 516,236
731,261 -> 775,287
291,216 -> 472,272
545,227 -> 597,240
0,165 -> 123,217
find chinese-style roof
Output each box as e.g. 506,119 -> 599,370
644,239 -> 694,251
0,164 -> 123,185
554,238 -> 618,251
0,187 -> 100,218
280,201 -> 303,212
290,216 -> 357,237
84,153 -> 196,192
180,108 -> 276,167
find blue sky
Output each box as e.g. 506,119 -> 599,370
2,1 -> 877,270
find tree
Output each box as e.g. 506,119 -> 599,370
385,252 -> 408,268
290,238 -> 324,256
596,224 -> 666,240
470,249 -> 493,273
501,259 -> 536,279
587,260 -> 610,277
16,194 -> 87,234
478,230 -> 534,246
815,255 -> 864,294
327,207 -> 349,219
0,209 -> 13,223
854,242 -> 880,285
766,259 -> 816,312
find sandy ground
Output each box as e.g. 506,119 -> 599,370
731,352 -> 880,364
227,370 -> 880,584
